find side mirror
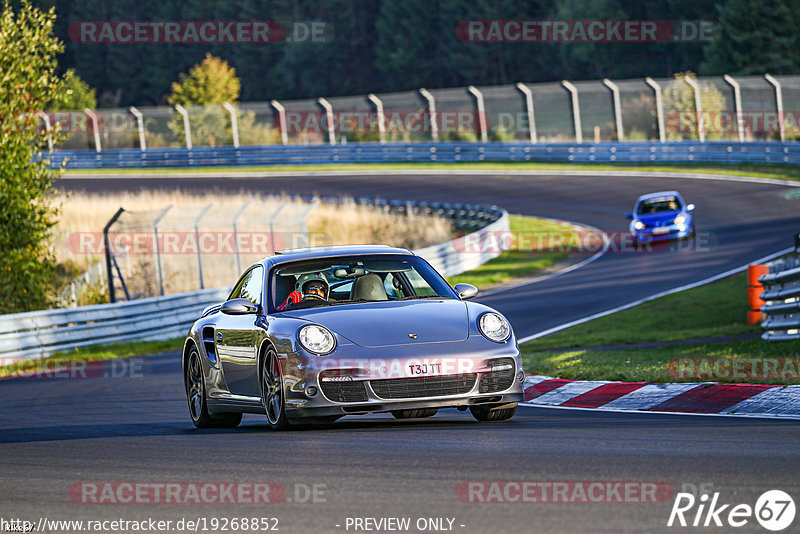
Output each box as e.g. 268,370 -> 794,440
686,203 -> 695,212
220,298 -> 258,315
625,213 -> 633,220
453,283 -> 479,300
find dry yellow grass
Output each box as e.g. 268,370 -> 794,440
53,190 -> 452,297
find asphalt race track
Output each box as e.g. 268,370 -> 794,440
1,170 -> 799,533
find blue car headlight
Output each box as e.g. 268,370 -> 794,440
298,324 -> 336,355
478,312 -> 511,343
674,214 -> 687,225
634,221 -> 645,230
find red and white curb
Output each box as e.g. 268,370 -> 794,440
522,376 -> 800,419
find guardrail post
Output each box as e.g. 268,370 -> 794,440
317,97 -> 336,144
153,205 -> 173,296
368,93 -> 386,143
37,111 -> 54,152
270,100 -> 289,145
683,76 -> 705,142
222,102 -> 240,148
723,75 -> 745,142
516,83 -> 537,143
232,202 -> 250,275
128,106 -> 146,151
645,77 -> 666,143
103,207 -> 125,303
193,203 -> 213,289
84,109 -> 102,152
174,105 -> 192,149
467,85 -> 488,143
561,81 -> 582,143
603,79 -> 624,141
764,74 -> 786,142
419,88 -> 438,142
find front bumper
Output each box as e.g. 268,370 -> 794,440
633,224 -> 691,242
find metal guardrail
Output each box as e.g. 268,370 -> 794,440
0,201 -> 508,365
760,255 -> 800,341
50,141 -> 800,169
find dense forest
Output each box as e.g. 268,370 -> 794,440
20,0 -> 800,107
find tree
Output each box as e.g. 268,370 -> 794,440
51,69 -> 97,110
0,1 -> 67,312
662,72 -> 726,140
168,53 -> 241,107
701,0 -> 800,75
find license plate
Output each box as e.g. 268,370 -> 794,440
407,363 -> 442,376
652,227 -> 670,235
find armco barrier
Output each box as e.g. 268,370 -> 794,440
0,202 -> 509,365
760,255 -> 800,341
50,141 -> 800,169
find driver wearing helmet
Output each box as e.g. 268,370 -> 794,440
277,274 -> 329,310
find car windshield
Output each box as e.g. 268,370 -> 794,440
636,196 -> 681,215
269,254 -> 456,312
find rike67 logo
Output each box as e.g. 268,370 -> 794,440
668,490 -> 795,531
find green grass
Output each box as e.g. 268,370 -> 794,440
446,214 -> 584,288
63,161 -> 800,182
521,272 -> 800,384
0,337 -> 183,378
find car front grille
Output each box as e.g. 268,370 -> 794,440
370,374 -> 477,399
479,358 -> 516,393
319,380 -> 368,403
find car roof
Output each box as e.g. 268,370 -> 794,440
261,245 -> 415,267
635,191 -> 682,202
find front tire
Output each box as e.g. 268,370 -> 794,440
185,347 -> 242,428
261,348 -> 290,430
470,403 -> 517,422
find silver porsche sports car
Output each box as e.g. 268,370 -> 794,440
183,245 -> 524,430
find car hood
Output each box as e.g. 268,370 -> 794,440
636,211 -> 681,225
280,299 -> 469,347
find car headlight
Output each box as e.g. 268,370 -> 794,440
478,312 -> 511,343
298,324 -> 336,355
634,221 -> 645,230
674,214 -> 686,225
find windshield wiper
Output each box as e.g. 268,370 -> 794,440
396,295 -> 444,300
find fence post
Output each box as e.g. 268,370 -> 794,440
516,83 -> 537,143
645,77 -> 666,143
419,88 -> 438,142
152,205 -> 173,297
174,105 -> 192,149
467,85 -> 488,143
367,93 -> 386,143
723,75 -> 745,142
683,76 -> 705,142
128,106 -> 147,150
268,204 -> 286,254
602,78 -> 624,141
561,81 -> 582,143
270,100 -> 289,145
764,74 -> 785,142
193,203 -> 213,289
103,207 -> 125,303
222,102 -> 240,148
84,109 -> 102,152
317,97 -> 336,144
232,202 -> 250,275
37,111 -> 54,152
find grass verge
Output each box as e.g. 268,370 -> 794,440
0,337 -> 183,379
446,214 -> 586,288
521,273 -> 800,385
63,161 -> 800,182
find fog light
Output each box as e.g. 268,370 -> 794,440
305,386 -> 318,397
517,371 -> 525,382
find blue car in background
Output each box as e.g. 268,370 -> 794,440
626,191 -> 695,243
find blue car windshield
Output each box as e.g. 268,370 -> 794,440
636,197 -> 681,215
269,254 -> 457,312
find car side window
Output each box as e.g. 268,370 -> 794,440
239,266 -> 264,306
